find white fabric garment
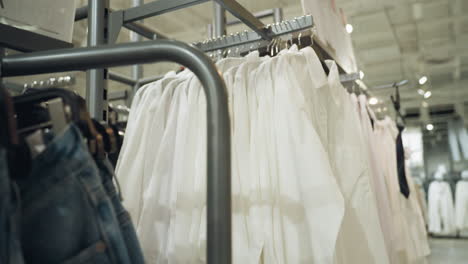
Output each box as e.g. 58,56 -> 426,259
374,118 -> 412,263
321,62 -> 389,264
116,71 -> 177,223
270,48 -> 345,263
455,180 -> 468,231
116,45 -> 431,264
137,77 -> 187,263
428,181 -> 456,235
356,95 -> 396,262
403,168 -> 431,263
415,181 -> 429,226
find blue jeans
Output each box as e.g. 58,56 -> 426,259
16,125 -> 132,264
0,148 -> 25,264
95,157 -> 145,264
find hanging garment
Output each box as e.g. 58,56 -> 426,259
455,177 -> 468,232
356,94 -> 396,262
374,118 -> 412,263
0,147 -> 25,264
116,71 -> 176,223
17,125 -> 133,264
428,181 -> 456,235
402,168 -> 431,263
320,61 -> 389,264
415,182 -> 429,226
396,125 -> 410,198
137,76 -> 188,263
115,46 -> 417,264
95,156 -> 146,264
271,48 -> 345,263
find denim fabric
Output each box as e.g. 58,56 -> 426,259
16,125 -> 131,264
0,148 -> 25,264
95,157 -> 145,264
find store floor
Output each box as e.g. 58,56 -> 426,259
428,238 -> 468,263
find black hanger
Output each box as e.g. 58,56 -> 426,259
13,88 -> 106,157
92,120 -> 118,155
390,84 -> 406,126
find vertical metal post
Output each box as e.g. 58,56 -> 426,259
213,2 -> 226,60
273,8 -> 283,23
130,0 -> 143,97
213,2 -> 226,37
87,0 -> 108,121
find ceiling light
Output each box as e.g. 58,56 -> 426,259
426,123 -> 434,131
359,71 -> 365,79
417,89 -> 425,95
346,24 -> 354,34
369,97 -> 379,105
424,91 -> 432,99
419,76 -> 428,85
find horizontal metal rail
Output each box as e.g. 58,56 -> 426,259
108,71 -> 137,86
0,39 -> 232,264
196,15 -> 313,52
75,6 -> 168,40
123,0 -> 209,23
121,0 -> 271,40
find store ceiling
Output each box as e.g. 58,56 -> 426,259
44,0 -> 468,118
338,0 -> 468,117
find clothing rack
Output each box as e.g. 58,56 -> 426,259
74,0 -> 277,121
2,75 -> 75,94
0,39 -> 232,264
196,15 -> 314,52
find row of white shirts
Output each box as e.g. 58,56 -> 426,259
116,45 -> 430,263
428,179 -> 468,235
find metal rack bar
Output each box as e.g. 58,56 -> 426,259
0,40 -> 232,264
138,75 -> 164,86
195,15 -> 314,52
86,0 -> 108,121
124,22 -> 166,40
123,0 -> 209,23
226,8 -> 282,26
0,23 -> 73,52
75,6 -> 167,40
131,0 -> 144,98
213,2 -> 227,37
122,0 -> 271,40
273,8 -> 283,24
213,0 -> 271,40
108,71 -> 137,87
108,90 -> 128,101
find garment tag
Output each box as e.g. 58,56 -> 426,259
25,129 -> 46,158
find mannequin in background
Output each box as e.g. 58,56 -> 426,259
434,164 -> 448,181
428,164 -> 456,235
455,170 -> 468,233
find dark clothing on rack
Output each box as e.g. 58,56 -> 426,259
16,125 -> 132,264
0,148 -> 25,264
95,156 -> 145,264
396,125 -> 410,198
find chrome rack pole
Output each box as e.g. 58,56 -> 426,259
213,2 -> 227,37
273,8 -> 283,23
213,2 -> 226,59
130,0 -> 144,105
87,0 -> 108,121
0,39 -> 232,264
